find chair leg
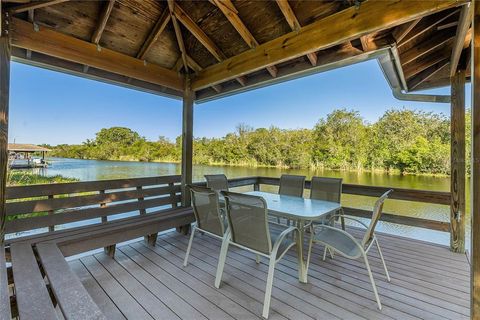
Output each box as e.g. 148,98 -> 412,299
215,237 -> 230,288
322,246 -> 328,261
363,252 -> 382,310
375,237 -> 391,282
256,254 -> 261,264
262,257 -> 276,319
306,225 -> 314,272
183,226 -> 196,267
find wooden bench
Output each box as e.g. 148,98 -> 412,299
9,242 -> 105,320
4,175 -> 193,257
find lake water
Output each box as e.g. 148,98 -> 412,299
31,157 -> 466,247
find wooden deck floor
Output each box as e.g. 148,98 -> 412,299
69,227 -> 470,320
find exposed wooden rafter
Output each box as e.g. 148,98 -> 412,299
275,0 -> 317,66
172,1 -> 246,86
10,18 -> 183,91
8,0 -> 68,14
136,8 -> 170,60
25,9 -> 33,59
168,0 -> 188,73
392,18 -> 421,44
193,0 -> 465,90
408,58 -> 449,90
399,8 -> 460,48
403,47 -> 451,79
212,0 -> 277,78
91,0 -> 115,45
401,29 -> 456,65
450,3 -> 472,76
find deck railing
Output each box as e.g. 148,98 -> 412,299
5,175 -> 450,241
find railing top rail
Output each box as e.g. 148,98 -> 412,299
6,175 -> 182,200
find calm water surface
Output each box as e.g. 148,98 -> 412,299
31,157 -> 466,247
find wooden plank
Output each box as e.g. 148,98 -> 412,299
393,18 -> 421,43
137,8 -> 170,60
181,75 -> 194,206
401,28 -> 456,65
275,0 -> 317,66
5,194 -> 181,234
450,69 -> 466,253
8,0 -> 68,14
212,0 -> 278,77
36,243 -> 106,320
69,260 -> 126,320
451,3 -> 472,76
91,0 -> 115,45
471,1 -> 480,317
10,18 -> 183,91
168,0 -> 188,72
192,0 -> 465,90
80,255 -> 154,320
342,207 -> 450,232
0,245 -> 10,320
407,59 -> 450,90
6,174 -> 181,199
6,185 -> 179,216
94,253 -> 180,319
0,15 -> 9,242
10,243 -> 58,320
256,176 -> 451,205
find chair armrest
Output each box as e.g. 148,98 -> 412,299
328,214 -> 369,229
272,226 -> 298,258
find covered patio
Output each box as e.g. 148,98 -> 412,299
0,0 -> 478,319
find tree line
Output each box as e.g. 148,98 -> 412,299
49,108 -> 461,175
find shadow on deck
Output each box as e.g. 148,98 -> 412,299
69,227 -> 470,320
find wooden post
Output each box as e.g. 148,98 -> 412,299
450,69 -> 466,253
181,74 -> 194,207
471,1 -> 480,318
178,74 -> 193,235
0,11 -> 10,245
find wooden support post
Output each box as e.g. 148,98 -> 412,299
179,74 -> 193,235
450,69 -> 466,253
99,190 -> 115,256
254,183 -> 260,191
181,75 -> 194,207
48,194 -> 54,232
0,11 -> 10,245
471,1 -> 480,317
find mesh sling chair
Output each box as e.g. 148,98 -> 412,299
306,190 -> 393,310
277,174 -> 305,225
215,191 -> 300,319
310,176 -> 345,229
183,185 -> 226,267
205,174 -> 229,192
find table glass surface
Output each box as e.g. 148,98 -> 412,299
244,191 -> 341,220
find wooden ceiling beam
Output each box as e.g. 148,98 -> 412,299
403,47 -> 451,79
168,0 -> 188,73
172,2 -> 246,87
9,0 -> 68,14
10,17 -> 183,91
401,29 -> 456,65
136,8 -> 170,60
392,18 -> 421,44
450,3 -> 472,76
212,0 -> 277,78
193,0 -> 465,90
275,0 -> 317,66
91,0 -> 115,45
408,59 -> 449,90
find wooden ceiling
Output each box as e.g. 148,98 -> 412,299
5,0 -> 471,102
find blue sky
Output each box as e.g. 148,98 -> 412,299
10,59 -> 462,145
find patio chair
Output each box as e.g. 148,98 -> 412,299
204,174 -> 229,192
215,191 -> 300,319
183,185 -> 226,267
306,190 -> 393,310
277,174 -> 305,225
310,176 -> 345,229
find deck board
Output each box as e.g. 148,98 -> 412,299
69,228 -> 470,320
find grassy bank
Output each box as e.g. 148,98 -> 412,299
8,170 -> 78,186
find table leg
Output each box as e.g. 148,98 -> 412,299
296,219 -> 308,283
